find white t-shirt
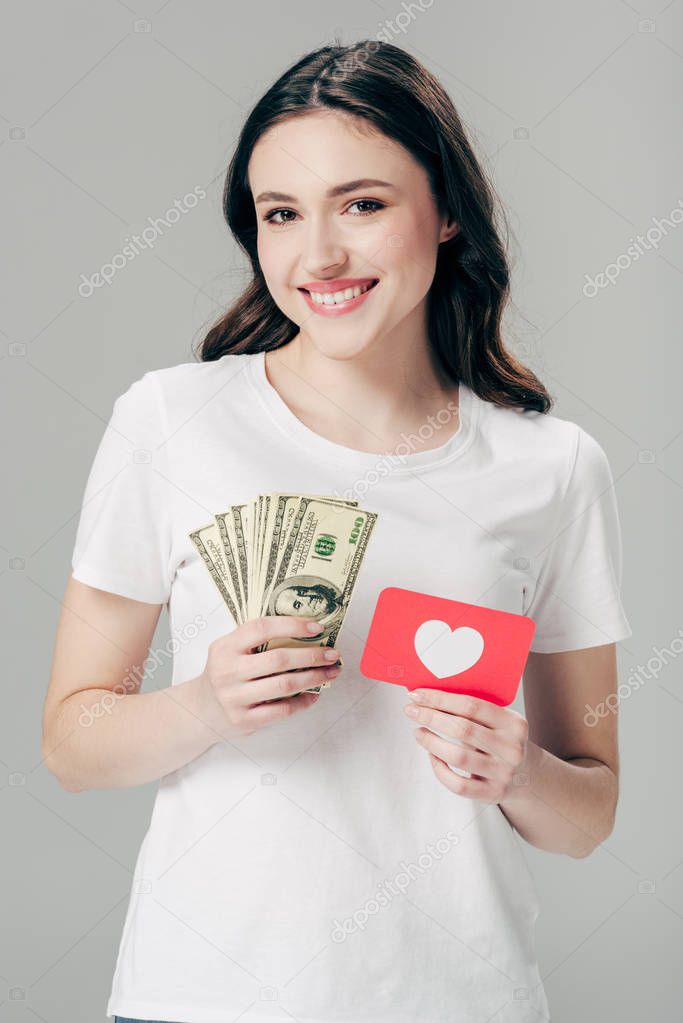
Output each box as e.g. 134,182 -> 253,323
71,349 -> 632,1023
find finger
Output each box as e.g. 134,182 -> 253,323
414,728 -> 495,780
406,704 -> 499,757
235,615 -> 323,655
407,690 -> 503,730
243,689 -> 321,728
241,663 -> 341,705
429,752 -> 493,801
242,643 -> 341,681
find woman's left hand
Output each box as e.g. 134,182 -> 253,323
404,688 -> 529,803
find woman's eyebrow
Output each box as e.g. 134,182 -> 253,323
254,178 -> 396,204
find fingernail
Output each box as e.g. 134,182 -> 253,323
324,648 -> 339,660
307,621 -> 324,633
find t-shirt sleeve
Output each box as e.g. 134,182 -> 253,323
525,426 -> 633,653
71,372 -> 174,605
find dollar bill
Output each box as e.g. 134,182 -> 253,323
187,522 -> 242,625
189,493 -> 376,695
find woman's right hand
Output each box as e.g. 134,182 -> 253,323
196,615 -> 342,738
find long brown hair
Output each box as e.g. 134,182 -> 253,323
195,39 -> 552,413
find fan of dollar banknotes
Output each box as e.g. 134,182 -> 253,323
189,494 -> 379,694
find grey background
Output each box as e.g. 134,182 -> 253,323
3,1 -> 681,1020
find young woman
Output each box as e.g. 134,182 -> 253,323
43,40 -> 632,1023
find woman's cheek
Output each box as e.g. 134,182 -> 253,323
257,251 -> 289,308
384,211 -> 439,275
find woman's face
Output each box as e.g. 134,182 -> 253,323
247,110 -> 457,361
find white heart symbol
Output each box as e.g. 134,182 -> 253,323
414,620 -> 484,679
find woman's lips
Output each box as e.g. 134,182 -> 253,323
298,279 -> 379,317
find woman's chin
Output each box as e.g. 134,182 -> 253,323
303,332 -> 382,362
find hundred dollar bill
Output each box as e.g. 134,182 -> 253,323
259,497 -> 378,661
248,494 -> 364,693
209,495 -> 350,623
189,493 -> 375,695
188,522 -> 243,625
254,493 -> 360,622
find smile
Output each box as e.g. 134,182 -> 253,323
298,279 -> 379,316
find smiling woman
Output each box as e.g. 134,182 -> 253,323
45,36 -> 633,1023
205,42 -> 552,412
247,106 -> 466,381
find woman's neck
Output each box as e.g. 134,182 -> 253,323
264,333 -> 460,456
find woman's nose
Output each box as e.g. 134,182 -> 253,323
301,218 -> 348,275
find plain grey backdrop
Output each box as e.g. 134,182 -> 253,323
3,1 -> 682,1020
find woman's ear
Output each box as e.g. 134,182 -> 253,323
439,217 -> 460,244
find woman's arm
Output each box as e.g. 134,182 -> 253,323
406,643 -> 621,858
41,576 -> 224,791
497,643 -> 620,857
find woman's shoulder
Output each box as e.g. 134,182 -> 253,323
125,352 -> 251,405
148,352 -> 249,392
475,390 -> 608,489
109,353 -> 252,434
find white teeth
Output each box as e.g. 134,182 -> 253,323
309,281 -> 375,305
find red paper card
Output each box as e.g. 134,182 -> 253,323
360,586 -> 536,706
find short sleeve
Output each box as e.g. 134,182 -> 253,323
525,427 -> 633,653
71,372 -> 174,604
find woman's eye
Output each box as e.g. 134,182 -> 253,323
263,199 -> 384,227
346,199 -> 385,216
263,208 -> 297,226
